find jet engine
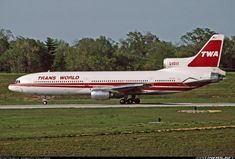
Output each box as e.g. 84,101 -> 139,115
91,90 -> 110,99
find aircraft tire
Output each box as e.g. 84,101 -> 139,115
134,98 -> 140,104
120,99 -> 126,104
127,99 -> 133,104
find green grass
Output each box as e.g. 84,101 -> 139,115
0,107 -> 235,139
1,129 -> 234,156
0,107 -> 235,156
0,72 -> 235,104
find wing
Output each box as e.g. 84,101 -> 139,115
112,83 -> 152,92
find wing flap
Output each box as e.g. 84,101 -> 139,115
111,83 -> 152,92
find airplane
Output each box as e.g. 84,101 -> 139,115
8,34 -> 225,105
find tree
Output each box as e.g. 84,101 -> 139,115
220,36 -> 235,70
66,38 -> 96,71
65,36 -> 116,71
0,37 -> 46,72
91,36 -> 116,71
179,28 -> 216,57
45,37 -> 57,70
114,31 -> 159,70
181,28 -> 216,45
52,40 -> 69,71
0,29 -> 13,54
0,27 -> 234,72
143,41 -> 176,70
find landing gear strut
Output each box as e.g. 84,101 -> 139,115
119,95 -> 140,104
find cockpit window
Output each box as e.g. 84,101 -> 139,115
15,80 -> 20,84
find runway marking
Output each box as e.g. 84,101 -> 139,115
178,109 -> 222,113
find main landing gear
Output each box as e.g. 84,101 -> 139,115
120,95 -> 140,104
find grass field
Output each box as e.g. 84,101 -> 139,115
0,107 -> 235,156
0,72 -> 235,104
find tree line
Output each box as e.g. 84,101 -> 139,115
0,27 -> 235,73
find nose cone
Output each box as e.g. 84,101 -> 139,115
8,84 -> 22,93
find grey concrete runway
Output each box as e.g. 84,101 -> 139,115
0,103 -> 235,109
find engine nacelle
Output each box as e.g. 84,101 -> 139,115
91,90 -> 110,99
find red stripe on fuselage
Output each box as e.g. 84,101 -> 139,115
10,81 -> 208,91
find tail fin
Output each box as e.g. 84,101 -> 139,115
188,34 -> 224,67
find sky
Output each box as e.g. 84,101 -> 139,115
1,0 -> 235,44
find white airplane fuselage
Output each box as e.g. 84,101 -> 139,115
8,67 -> 224,95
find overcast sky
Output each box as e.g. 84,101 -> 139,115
1,0 -> 235,44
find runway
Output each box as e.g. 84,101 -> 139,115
0,103 -> 235,109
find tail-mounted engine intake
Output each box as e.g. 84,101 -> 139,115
210,72 -> 224,82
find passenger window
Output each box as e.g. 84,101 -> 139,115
15,80 -> 20,83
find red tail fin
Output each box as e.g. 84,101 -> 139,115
188,34 -> 224,67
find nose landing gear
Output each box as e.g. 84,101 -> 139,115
42,96 -> 48,105
43,100 -> 48,105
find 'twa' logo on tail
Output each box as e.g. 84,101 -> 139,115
201,51 -> 219,57
188,34 -> 224,67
